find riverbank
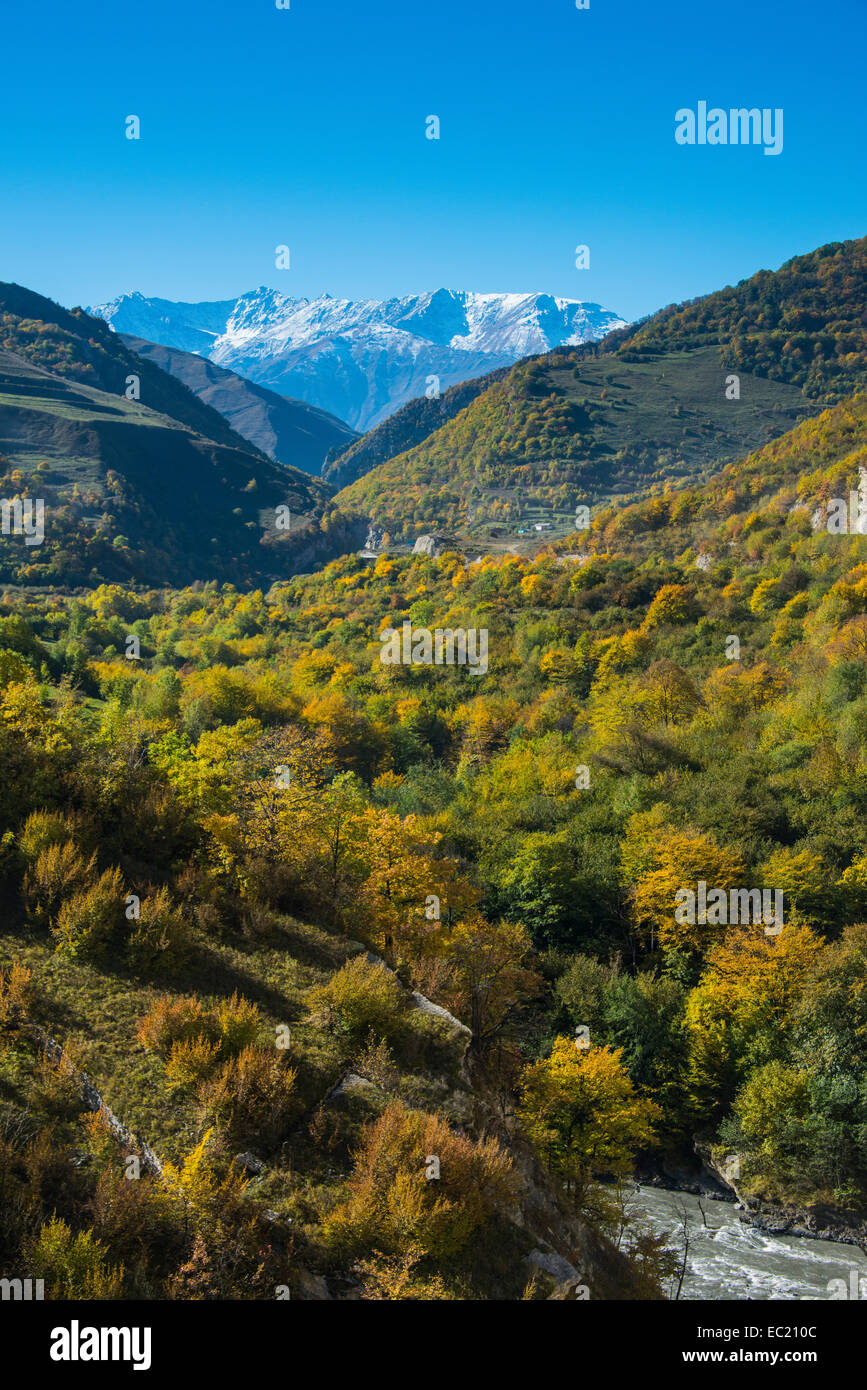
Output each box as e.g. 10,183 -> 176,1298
636,1149 -> 867,1248
628,1185 -> 867,1300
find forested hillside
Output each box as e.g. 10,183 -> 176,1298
322,366 -> 511,490
607,236 -> 867,401
3,386 -> 867,1299
334,237 -> 866,543
0,287 -> 351,588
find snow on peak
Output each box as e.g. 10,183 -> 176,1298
86,287 -> 627,429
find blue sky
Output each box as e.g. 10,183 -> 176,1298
1,0 -> 864,322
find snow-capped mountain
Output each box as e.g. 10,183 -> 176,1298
88,288 -> 627,432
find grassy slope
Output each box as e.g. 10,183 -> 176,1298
335,347 -> 812,543
0,336 -> 337,588
0,913 -> 463,1168
0,905 -> 579,1300
609,235 -> 867,401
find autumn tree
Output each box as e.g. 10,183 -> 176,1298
684,924 -> 822,1119
444,913 -> 539,1054
620,808 -> 746,953
322,1101 -> 515,1265
518,1038 -> 661,1200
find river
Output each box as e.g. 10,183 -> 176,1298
629,1185 -> 867,1300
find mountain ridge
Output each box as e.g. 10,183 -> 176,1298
88,287 -> 627,431
0,285 -> 346,588
120,334 -> 358,476
332,237 -> 867,544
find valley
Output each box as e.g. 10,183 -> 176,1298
1,235 -> 867,1308
4,0 -> 867,1340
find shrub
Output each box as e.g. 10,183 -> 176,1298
30,1037 -> 87,1116
323,1101 -> 515,1260
136,994 -> 214,1054
136,991 -> 260,1068
164,1035 -> 223,1090
88,1165 -> 185,1286
127,887 -> 194,973
354,1247 -> 454,1300
0,958 -> 32,1036
308,955 -> 408,1047
198,1045 -> 298,1150
23,841 -> 96,928
28,1215 -> 124,1299
51,867 -> 125,960
214,992 -> 262,1056
18,808 -> 77,860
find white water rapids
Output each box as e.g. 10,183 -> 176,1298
630,1185 -> 867,1301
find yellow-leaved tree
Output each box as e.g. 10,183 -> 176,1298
620,807 -> 746,953
518,1038 -> 661,1200
322,1101 -> 515,1265
443,912 -> 540,1055
684,924 -> 822,1119
358,806 -> 479,964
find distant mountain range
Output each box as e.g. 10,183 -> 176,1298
88,288 -> 627,432
4,237 -> 863,589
